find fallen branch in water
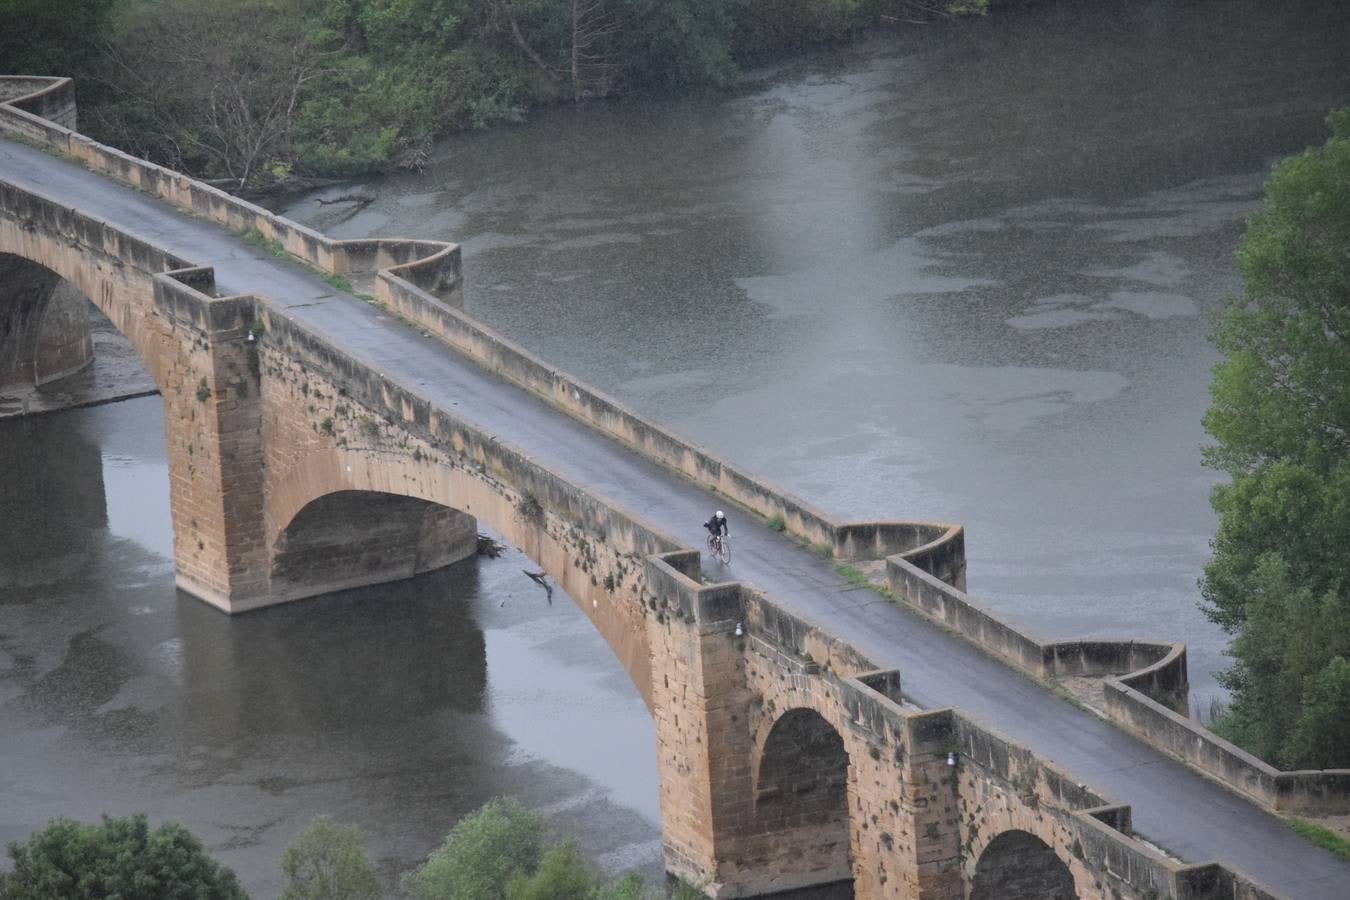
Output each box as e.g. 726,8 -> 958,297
477,534 -> 505,558
316,193 -> 375,206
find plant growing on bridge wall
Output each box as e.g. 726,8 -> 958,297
196,377 -> 211,402
515,492 -> 544,524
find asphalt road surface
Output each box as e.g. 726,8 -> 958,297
3,136 -> 1347,898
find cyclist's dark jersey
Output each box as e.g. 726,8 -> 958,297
704,515 -> 728,536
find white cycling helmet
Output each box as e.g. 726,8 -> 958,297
716,510 -> 724,518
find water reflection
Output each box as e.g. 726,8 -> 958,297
0,397 -> 660,897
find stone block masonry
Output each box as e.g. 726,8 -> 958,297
2,73 -> 1335,897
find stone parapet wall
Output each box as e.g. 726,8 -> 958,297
0,76 -> 76,129
0,77 -> 461,309
889,552 -> 1350,815
1106,680 -> 1350,816
5,72 -> 1347,880
644,560 -> 1284,899
372,255 -> 969,574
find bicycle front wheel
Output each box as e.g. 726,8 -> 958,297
716,538 -> 731,565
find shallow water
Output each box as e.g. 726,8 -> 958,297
0,398 -> 663,895
283,0 -> 1349,709
4,1 -> 1350,894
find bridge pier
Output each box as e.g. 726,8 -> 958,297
0,253 -> 93,389
645,553 -> 978,899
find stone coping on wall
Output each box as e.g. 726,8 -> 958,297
643,550 -> 1285,899
5,73 -> 1346,821
4,168 -> 1296,897
0,77 -> 462,309
888,553 -> 1350,816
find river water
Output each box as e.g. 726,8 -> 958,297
3,0 -> 1349,895
282,0 -> 1349,708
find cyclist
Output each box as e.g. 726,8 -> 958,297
704,510 -> 728,553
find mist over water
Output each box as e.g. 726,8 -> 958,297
4,1 -> 1350,895
283,0 -> 1350,708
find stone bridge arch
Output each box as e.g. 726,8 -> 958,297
0,186 -> 204,397
255,347 -> 663,708
747,707 -> 854,891
970,829 -> 1078,900
1,183 -> 271,609
0,253 -> 95,391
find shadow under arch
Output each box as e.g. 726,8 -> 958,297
971,829 -> 1077,900
750,707 -> 854,892
270,489 -> 477,603
0,250 -> 170,396
266,444 -> 655,708
0,252 -> 95,389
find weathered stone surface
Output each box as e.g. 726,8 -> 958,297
0,74 -> 1331,898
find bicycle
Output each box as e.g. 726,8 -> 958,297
707,532 -> 731,565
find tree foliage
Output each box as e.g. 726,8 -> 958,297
280,816 -> 381,900
404,797 -> 545,900
6,0 -> 987,184
1202,107 -> 1350,769
405,798 -> 698,900
0,0 -> 117,79
0,814 -> 246,900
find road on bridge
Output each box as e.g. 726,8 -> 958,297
2,136 -> 1347,898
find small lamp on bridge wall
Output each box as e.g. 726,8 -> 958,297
947,751 -> 956,767
734,622 -> 743,637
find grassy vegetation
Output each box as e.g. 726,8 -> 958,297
1287,818 -> 1350,860
766,513 -> 786,532
238,227 -> 289,259
322,272 -> 355,293
8,1 -> 993,187
835,564 -> 869,587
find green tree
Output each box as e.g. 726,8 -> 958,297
1201,106 -> 1350,769
504,843 -> 599,900
279,816 -> 380,900
404,797 -> 545,900
0,814 -> 246,900
0,0 -> 116,79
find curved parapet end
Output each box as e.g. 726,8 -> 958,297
334,238 -> 463,308
0,75 -> 459,327
0,76 -> 76,133
1108,641 -> 1189,715
1045,639 -> 1189,715
837,520 -> 966,590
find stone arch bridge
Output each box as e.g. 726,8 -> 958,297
2,76 -> 1343,899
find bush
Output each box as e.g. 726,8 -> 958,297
504,843 -> 599,900
0,814 -> 245,900
405,797 -> 544,900
280,816 -> 380,900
